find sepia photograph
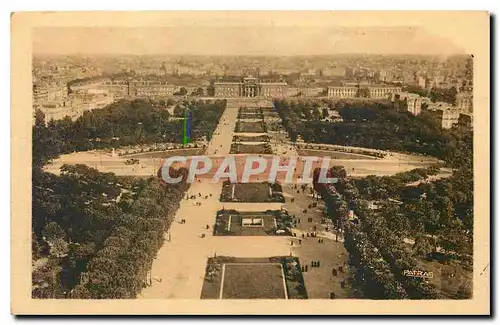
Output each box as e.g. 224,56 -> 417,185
10,10 -> 490,315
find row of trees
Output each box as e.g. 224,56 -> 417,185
315,166 -> 471,299
33,98 -> 226,167
344,230 -> 409,299
32,164 -> 189,298
350,201 -> 440,299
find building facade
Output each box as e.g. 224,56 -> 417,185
33,84 -> 68,104
99,80 -> 131,98
214,77 -> 288,98
328,84 -> 401,99
441,109 -> 461,129
327,86 -> 358,98
391,92 -> 429,116
130,80 -> 177,98
34,93 -> 115,123
367,85 -> 402,99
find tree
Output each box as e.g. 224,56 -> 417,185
175,87 -> 188,96
412,235 -> 435,257
42,222 -> 65,242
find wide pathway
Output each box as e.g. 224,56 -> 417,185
139,100 -> 290,299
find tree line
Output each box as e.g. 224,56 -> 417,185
32,164 -> 189,298
274,99 -> 472,169
33,98 -> 226,167
32,97 -> 223,298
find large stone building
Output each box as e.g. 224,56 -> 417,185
327,83 -> 401,99
367,85 -> 402,99
34,93 -> 114,123
214,77 -> 287,98
33,84 -> 68,104
98,79 -> 131,98
390,92 -> 430,116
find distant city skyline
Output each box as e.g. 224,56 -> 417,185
33,25 -> 466,57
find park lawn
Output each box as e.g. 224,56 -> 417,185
239,112 -> 264,119
230,143 -> 273,154
232,135 -> 270,142
214,210 -> 292,236
220,182 -> 285,203
222,264 -> 287,299
200,256 -> 307,299
234,182 -> 271,202
235,121 -> 267,133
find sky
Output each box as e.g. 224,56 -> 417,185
31,12 -> 479,56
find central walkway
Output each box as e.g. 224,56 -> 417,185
139,100 -> 290,299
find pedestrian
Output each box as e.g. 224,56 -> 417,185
299,239 -> 302,245
318,239 -> 321,244
317,261 -> 321,268
305,265 -> 308,272
206,224 -> 210,230
302,233 -> 305,238
332,268 -> 338,277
